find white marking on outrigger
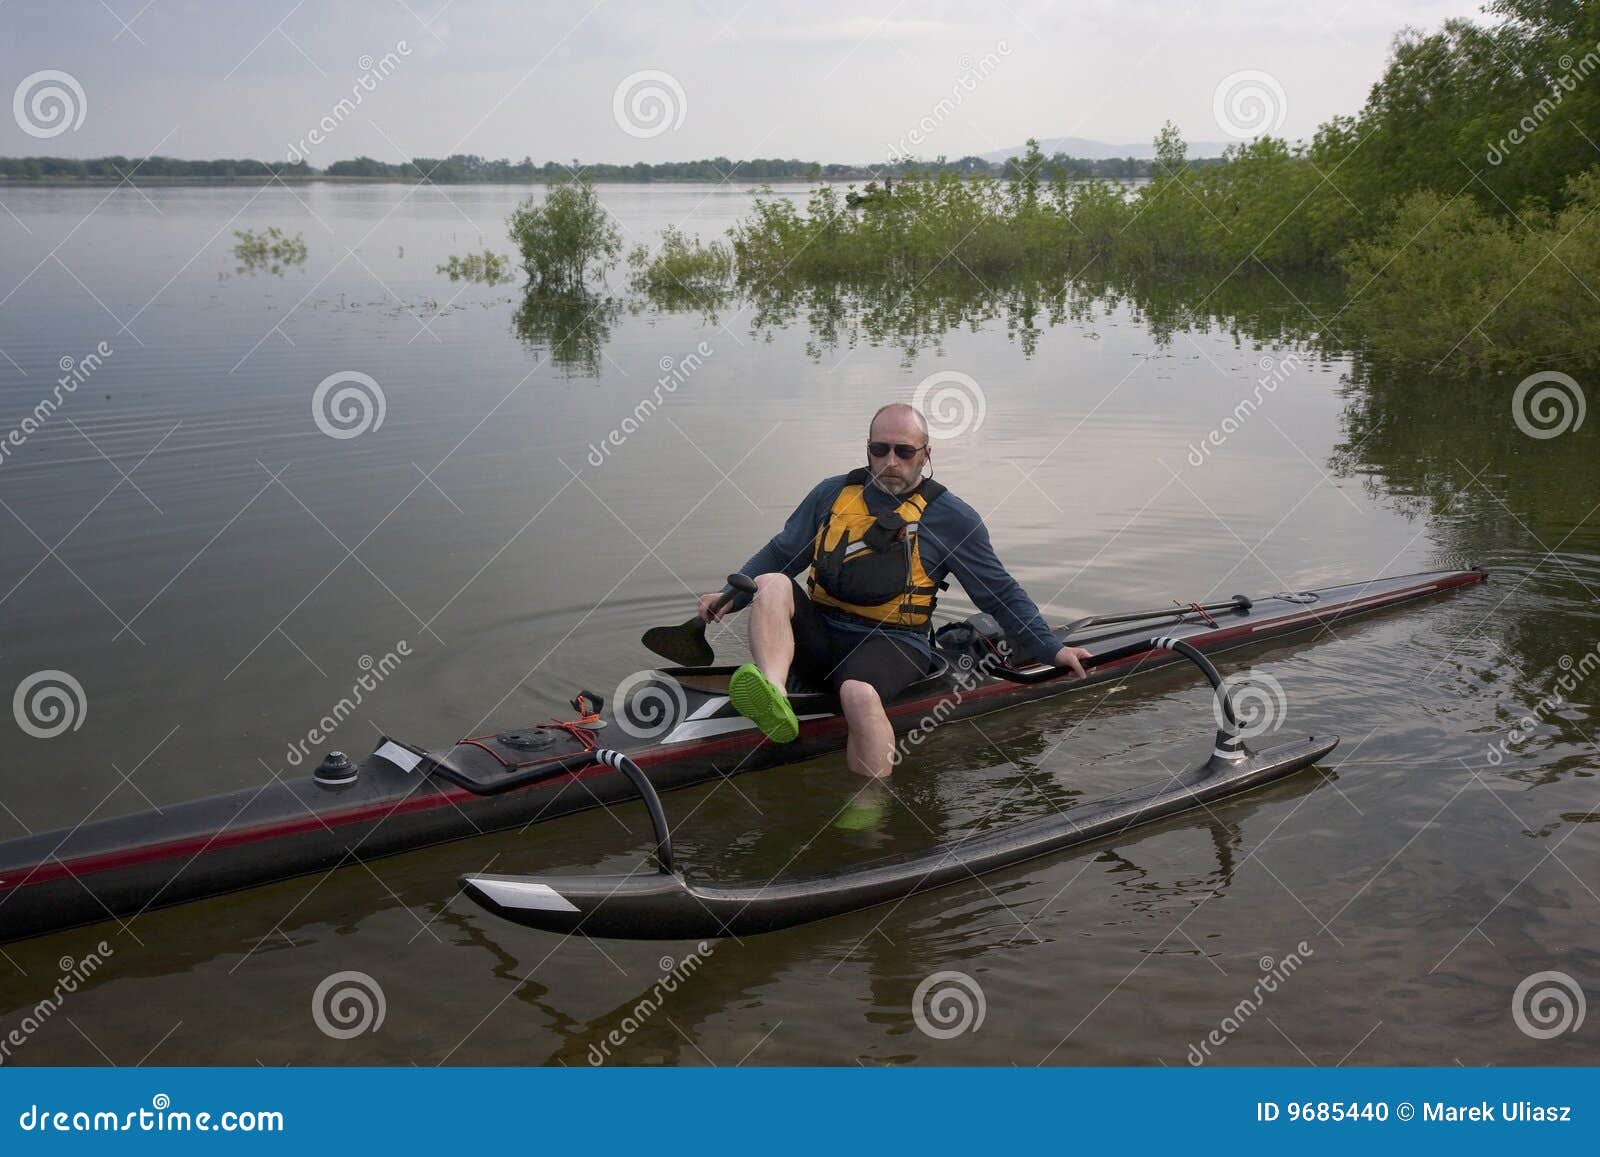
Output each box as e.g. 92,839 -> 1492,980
467,877 -> 580,913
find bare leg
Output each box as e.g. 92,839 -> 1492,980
839,680 -> 895,777
748,572 -> 796,692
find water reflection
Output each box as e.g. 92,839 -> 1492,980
1329,355 -> 1600,800
495,255 -> 1355,378
623,264 -> 1347,368
536,795 -> 1304,1066
438,250 -> 516,286
512,289 -> 622,377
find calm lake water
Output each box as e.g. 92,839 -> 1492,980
1,182 -> 1595,1066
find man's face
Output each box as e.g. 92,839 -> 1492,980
865,413 -> 929,495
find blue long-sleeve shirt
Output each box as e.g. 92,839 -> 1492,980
731,473 -> 1062,664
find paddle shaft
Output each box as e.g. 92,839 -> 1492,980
1060,595 -> 1251,636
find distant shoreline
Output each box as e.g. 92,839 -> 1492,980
0,175 -> 839,186
0,174 -> 1152,189
0,149 -> 1172,188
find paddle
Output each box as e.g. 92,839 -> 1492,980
641,573 -> 757,666
1059,594 -> 1251,636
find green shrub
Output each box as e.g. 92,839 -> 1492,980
437,250 -> 514,285
627,226 -> 733,297
232,227 -> 307,275
1340,167 -> 1600,374
508,182 -> 622,290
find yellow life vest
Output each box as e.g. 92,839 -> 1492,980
807,469 -> 947,629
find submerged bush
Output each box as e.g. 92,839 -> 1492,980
232,227 -> 307,275
508,181 -> 622,290
627,225 -> 733,297
730,159 -> 1086,283
724,130 -> 1364,283
438,250 -> 514,285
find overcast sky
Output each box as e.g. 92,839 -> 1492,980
3,0 -> 1490,164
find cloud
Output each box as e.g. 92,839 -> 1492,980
739,18 -> 964,45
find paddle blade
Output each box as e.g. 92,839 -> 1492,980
641,617 -> 714,667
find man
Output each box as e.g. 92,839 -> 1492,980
698,403 -> 1092,778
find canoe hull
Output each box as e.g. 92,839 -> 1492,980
0,567 -> 1484,943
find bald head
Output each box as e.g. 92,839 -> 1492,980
869,403 -> 928,442
865,403 -> 931,495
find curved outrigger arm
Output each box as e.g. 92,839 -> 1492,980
989,633 -> 1251,768
459,635 -> 1333,941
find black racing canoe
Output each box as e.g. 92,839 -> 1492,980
0,567 -> 1485,943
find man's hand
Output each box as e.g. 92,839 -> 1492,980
1052,644 -> 1093,679
698,592 -> 732,623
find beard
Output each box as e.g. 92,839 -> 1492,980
866,458 -> 917,495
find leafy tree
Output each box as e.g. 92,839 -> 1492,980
507,181 -> 623,290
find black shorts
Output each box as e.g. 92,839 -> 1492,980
787,578 -> 932,703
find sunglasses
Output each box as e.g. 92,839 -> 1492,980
867,441 -> 927,461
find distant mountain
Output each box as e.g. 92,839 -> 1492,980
983,136 -> 1229,162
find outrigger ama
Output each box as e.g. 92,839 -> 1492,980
462,634 -> 1336,939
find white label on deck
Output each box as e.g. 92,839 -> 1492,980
661,712 -> 833,744
374,740 -> 423,773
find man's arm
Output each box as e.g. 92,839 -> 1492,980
923,496 -> 1078,668
719,475 -> 846,611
